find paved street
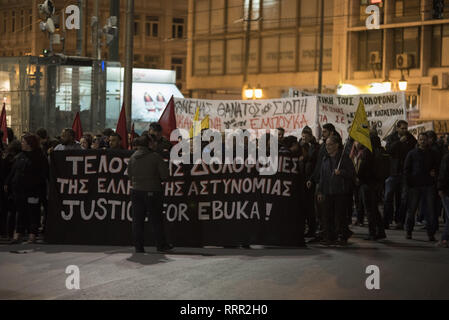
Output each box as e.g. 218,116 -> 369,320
0,226 -> 448,300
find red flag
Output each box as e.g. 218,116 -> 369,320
116,104 -> 129,150
1,102 -> 8,144
129,123 -> 137,150
158,95 -> 177,142
71,112 -> 84,142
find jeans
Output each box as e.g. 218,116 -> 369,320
384,176 -> 407,226
322,194 -> 352,241
439,195 -> 449,241
359,184 -> 385,237
131,190 -> 168,251
406,185 -> 437,236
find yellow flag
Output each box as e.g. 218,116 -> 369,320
201,115 -> 210,131
190,107 -> 205,138
349,99 -> 372,152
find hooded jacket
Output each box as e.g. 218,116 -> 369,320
128,147 -> 169,192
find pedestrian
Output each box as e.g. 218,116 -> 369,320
384,120 -> 417,230
437,143 -> 449,248
127,135 -> 173,253
108,132 -> 123,150
54,129 -> 82,151
300,126 -> 320,238
403,133 -> 439,242
353,141 -> 386,241
317,135 -> 356,245
4,134 -> 49,244
80,134 -> 93,150
1,140 -> 21,239
148,122 -> 173,160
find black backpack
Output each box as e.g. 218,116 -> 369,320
373,147 -> 391,184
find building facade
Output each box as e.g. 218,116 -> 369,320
0,0 -> 188,92
187,0 -> 449,127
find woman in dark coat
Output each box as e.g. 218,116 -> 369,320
1,140 -> 22,239
4,134 -> 49,244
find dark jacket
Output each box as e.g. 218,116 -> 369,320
311,142 -> 328,184
5,150 -> 49,197
354,148 -> 377,186
128,147 -> 169,192
385,131 -> 417,176
318,150 -> 355,196
155,137 -> 173,160
403,147 -> 439,188
301,141 -> 320,181
438,152 -> 449,195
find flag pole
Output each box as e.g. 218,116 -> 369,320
337,141 -> 349,171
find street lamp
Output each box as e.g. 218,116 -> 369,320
399,75 -> 408,91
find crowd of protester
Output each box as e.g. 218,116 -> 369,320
0,120 -> 448,249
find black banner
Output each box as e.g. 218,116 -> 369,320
47,151 -> 305,247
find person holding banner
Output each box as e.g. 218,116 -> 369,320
53,129 -> 82,151
149,122 -> 173,160
317,135 -> 356,245
128,134 -> 173,254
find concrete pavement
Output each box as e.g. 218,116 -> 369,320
0,226 -> 448,300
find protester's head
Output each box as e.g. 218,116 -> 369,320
149,123 -> 163,140
322,123 -> 336,141
36,128 -> 48,142
80,134 -> 92,150
148,134 -> 158,151
60,128 -> 76,145
109,132 -> 122,149
425,131 -> 438,145
134,135 -> 150,149
326,135 -> 341,156
91,135 -> 103,150
102,128 -> 114,144
277,128 -> 285,141
21,133 -> 40,152
396,120 -> 408,137
302,126 -> 314,144
418,133 -> 428,150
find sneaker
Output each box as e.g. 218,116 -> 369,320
435,240 -> 449,248
157,244 -> 174,253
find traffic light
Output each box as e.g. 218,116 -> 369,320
433,0 -> 444,19
42,49 -> 50,57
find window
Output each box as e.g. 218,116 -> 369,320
211,0 -> 225,34
21,10 -> 24,30
227,0 -> 243,33
29,10 -> 32,31
172,57 -> 184,80
145,16 -> 159,38
357,30 -> 383,71
3,13 -> 7,33
393,27 -> 420,69
144,55 -> 161,69
12,11 -> 15,33
195,0 -> 210,34
262,0 -> 280,30
172,18 -> 184,39
393,0 -> 420,21
301,0 -> 318,26
134,16 -> 140,36
432,24 -> 449,67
